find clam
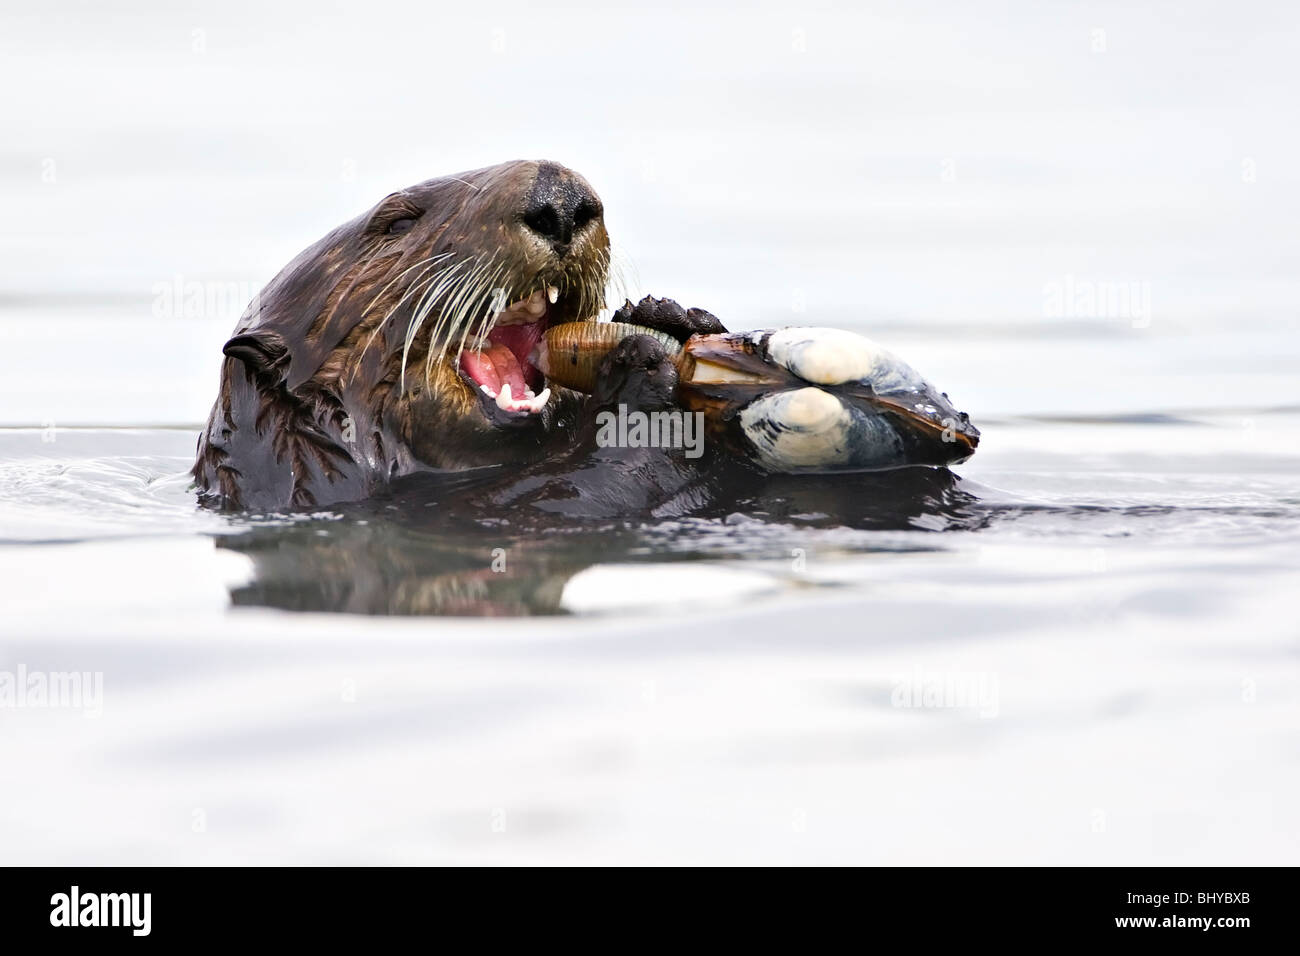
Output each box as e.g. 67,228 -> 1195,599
530,321 -> 684,394
532,321 -> 979,471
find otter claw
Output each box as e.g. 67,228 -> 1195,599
610,295 -> 726,343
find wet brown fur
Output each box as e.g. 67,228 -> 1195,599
193,160 -> 610,511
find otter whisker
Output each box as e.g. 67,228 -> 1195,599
363,252 -> 453,325
351,252 -> 455,375
473,266 -> 512,355
405,257 -> 471,355
451,258 -> 506,361
390,232 -> 616,394
462,263 -> 510,360
411,256 -> 469,356
423,253 -> 499,384
609,245 -> 634,309
433,254 -> 494,351
315,242 -> 400,351
417,264 -> 473,372
423,260 -> 476,369
409,259 -> 479,366
400,257 -> 474,391
361,258 -> 443,351
604,244 -> 638,320
578,258 -> 598,322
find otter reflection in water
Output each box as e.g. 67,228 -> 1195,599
218,465 -> 987,616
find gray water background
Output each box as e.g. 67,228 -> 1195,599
0,0 -> 1297,863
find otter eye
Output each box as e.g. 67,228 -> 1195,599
386,217 -> 417,236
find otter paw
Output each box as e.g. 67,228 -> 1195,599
610,295 -> 726,344
590,333 -> 680,411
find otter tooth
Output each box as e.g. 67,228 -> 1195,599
492,291 -> 550,326
546,285 -> 559,304
490,382 -> 549,414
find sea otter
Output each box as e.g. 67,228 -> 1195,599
193,160 -> 978,513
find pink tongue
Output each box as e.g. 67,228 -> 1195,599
458,344 -> 527,397
487,344 -> 528,396
458,322 -> 545,397
459,349 -> 499,392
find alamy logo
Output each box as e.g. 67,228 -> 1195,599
0,665 -> 102,717
1043,274 -> 1152,327
594,404 -> 705,459
50,886 -> 151,936
151,274 -> 261,321
891,668 -> 1000,719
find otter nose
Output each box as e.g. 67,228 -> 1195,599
522,163 -> 602,250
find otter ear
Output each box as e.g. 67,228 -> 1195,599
223,331 -> 289,383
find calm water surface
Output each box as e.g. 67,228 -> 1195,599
1,308 -> 1296,864
2,0 -> 1298,864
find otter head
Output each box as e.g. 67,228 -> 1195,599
371,160 -> 611,467
224,159 -> 611,477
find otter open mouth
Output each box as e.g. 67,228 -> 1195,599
456,287 -> 561,417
